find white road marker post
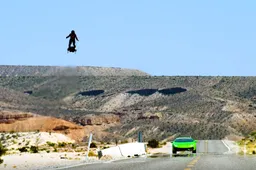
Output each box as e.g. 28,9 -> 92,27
244,144 -> 246,157
86,133 -> 93,162
170,142 -> 172,158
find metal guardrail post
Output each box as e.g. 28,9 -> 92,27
86,133 -> 93,161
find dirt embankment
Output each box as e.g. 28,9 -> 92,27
0,110 -> 121,142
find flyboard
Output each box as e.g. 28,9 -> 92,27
67,46 -> 77,53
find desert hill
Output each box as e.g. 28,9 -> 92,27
0,65 -> 256,142
0,65 -> 149,76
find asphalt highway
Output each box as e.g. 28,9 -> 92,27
58,140 -> 256,170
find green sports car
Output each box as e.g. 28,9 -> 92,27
172,137 -> 197,154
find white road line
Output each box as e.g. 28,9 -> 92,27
54,161 -> 104,170
108,161 -> 147,164
55,157 -> 133,169
55,163 -> 89,170
221,140 -> 231,153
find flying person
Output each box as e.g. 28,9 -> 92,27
66,30 -> 79,48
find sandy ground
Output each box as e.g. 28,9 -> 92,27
147,143 -> 172,154
0,132 -> 75,150
0,152 -> 99,170
0,132 -> 93,170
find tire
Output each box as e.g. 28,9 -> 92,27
172,147 -> 176,154
192,149 -> 196,153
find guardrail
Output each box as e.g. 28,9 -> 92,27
98,142 -> 146,159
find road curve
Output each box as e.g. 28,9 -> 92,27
58,140 -> 256,170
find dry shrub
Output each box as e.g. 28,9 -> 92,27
88,151 -> 97,157
100,155 -> 113,160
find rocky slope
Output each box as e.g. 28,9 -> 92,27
0,66 -> 256,142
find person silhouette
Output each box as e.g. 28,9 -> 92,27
66,30 -> 79,48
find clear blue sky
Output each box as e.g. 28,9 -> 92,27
1,0 -> 255,76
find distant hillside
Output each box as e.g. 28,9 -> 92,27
0,65 -> 149,76
1,74 -> 256,142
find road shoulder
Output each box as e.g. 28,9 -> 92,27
221,139 -> 240,154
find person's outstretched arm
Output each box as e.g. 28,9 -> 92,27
76,35 -> 79,41
66,34 -> 70,38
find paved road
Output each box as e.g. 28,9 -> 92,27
58,140 -> 256,170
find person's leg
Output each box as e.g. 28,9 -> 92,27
68,39 -> 72,48
72,40 -> 76,48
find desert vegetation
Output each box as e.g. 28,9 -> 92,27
237,131 -> 256,155
0,140 -> 7,164
147,139 -> 159,148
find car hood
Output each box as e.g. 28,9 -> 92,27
173,142 -> 195,146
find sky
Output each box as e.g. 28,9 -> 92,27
0,0 -> 256,76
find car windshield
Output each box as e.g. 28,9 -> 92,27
175,138 -> 194,142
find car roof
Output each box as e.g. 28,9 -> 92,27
175,137 -> 193,139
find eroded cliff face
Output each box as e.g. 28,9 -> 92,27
0,110 -> 120,142
0,110 -> 34,124
0,110 -> 82,135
